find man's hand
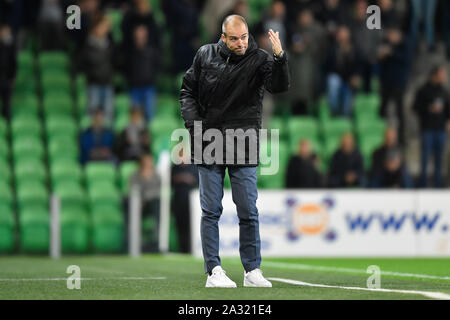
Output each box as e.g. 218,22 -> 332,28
268,29 -> 283,57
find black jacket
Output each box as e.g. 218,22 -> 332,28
180,35 -> 290,166
285,155 -> 323,188
125,45 -> 160,87
413,81 -> 450,131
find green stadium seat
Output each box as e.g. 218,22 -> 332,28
0,204 -> 14,252
354,93 -> 380,120
0,182 -> 13,207
0,137 -> 9,160
11,115 -> 42,138
155,94 -> 178,117
14,159 -> 47,183
356,118 -> 386,141
13,136 -> 45,161
41,72 -> 71,93
18,51 -> 34,69
48,136 -> 79,162
45,115 -> 78,139
88,182 -> 120,207
43,92 -> 73,116
115,94 -> 130,116
114,113 -> 129,133
107,9 -> 123,43
16,180 -> 49,209
149,117 -> 182,138
268,117 -> 287,140
38,51 -> 69,71
91,205 -> 124,253
0,117 -> 7,137
224,171 -> 231,189
54,181 -> 86,208
120,161 -> 138,194
11,93 -> 39,116
0,158 -> 11,183
85,162 -> 117,186
61,207 -> 89,253
19,207 -> 49,253
50,161 -> 83,186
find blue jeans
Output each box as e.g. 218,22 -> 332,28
420,130 -> 446,188
130,86 -> 156,122
327,73 -> 353,117
87,84 -> 114,125
197,164 -> 261,274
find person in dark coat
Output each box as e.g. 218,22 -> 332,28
369,126 -> 399,182
285,139 -> 323,188
328,132 -> 365,188
377,26 -> 411,145
80,109 -> 115,165
324,26 -> 361,117
180,15 -> 289,287
171,148 -> 198,254
370,148 -> 412,188
413,65 -> 450,188
80,15 -> 115,126
121,0 -> 160,50
115,108 -> 150,162
0,24 -> 16,121
125,24 -> 160,123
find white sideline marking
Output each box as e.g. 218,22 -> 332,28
0,277 -> 166,281
263,261 -> 450,281
268,277 -> 450,300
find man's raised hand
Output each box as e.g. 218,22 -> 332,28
268,29 -> 283,57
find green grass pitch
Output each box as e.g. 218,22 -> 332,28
0,254 -> 448,300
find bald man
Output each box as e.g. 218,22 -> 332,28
180,15 -> 290,288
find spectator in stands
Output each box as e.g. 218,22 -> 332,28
80,109 -> 115,165
116,107 -> 150,162
413,65 -> 450,188
316,0 -> 349,40
377,26 -> 411,145
0,24 -> 16,121
162,0 -> 201,73
129,154 -> 161,252
410,0 -> 437,52
253,1 -> 287,48
37,0 -> 65,51
324,26 -> 360,117
171,148 -> 198,253
350,0 -> 382,93
370,126 -> 400,182
287,9 -> 326,115
125,24 -> 160,123
370,148 -> 412,188
80,15 -> 115,126
121,0 -> 160,51
286,139 -> 323,188
68,0 -> 102,55
328,132 -> 365,188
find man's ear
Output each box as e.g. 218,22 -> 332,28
221,33 -> 226,42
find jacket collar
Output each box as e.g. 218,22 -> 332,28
218,33 -> 258,62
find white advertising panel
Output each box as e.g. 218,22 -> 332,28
190,190 -> 450,257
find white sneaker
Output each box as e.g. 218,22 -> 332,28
243,268 -> 272,287
205,266 -> 237,288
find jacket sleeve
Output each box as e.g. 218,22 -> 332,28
179,48 -> 205,129
259,50 -> 290,94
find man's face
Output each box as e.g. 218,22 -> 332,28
221,22 -> 249,55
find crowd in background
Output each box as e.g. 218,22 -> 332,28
1,0 -> 450,251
